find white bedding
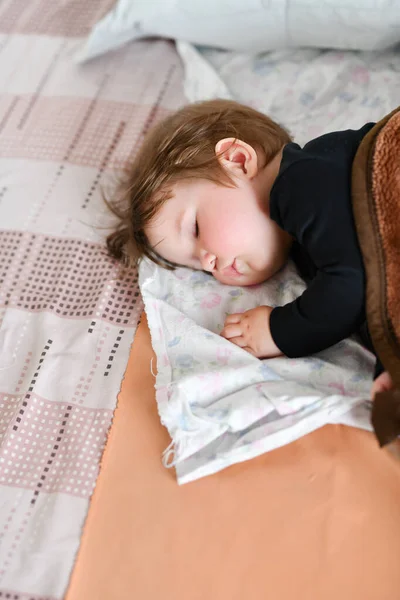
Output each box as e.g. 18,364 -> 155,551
82,0 -> 400,57
177,41 -> 400,143
140,42 -> 400,484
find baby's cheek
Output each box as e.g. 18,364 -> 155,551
221,219 -> 245,240
206,221 -> 246,255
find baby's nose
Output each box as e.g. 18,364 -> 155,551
200,251 -> 216,272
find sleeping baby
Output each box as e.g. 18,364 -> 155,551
105,99 -> 394,402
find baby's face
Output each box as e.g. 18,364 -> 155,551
145,177 -> 292,286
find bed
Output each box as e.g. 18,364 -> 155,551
66,316 -> 400,600
0,1 -> 400,599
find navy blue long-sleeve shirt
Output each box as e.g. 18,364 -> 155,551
268,123 -> 383,377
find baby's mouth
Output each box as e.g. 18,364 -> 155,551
220,259 -> 242,278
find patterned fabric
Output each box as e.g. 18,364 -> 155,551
140,259 -> 374,485
178,41 -> 400,144
0,1 -> 185,597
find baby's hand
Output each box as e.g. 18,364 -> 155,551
370,370 -> 394,400
221,306 -> 282,359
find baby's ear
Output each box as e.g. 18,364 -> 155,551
215,138 -> 258,178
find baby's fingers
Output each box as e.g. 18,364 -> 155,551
221,323 -> 243,340
370,371 -> 393,400
228,336 -> 247,348
228,338 -> 257,356
224,313 -> 243,325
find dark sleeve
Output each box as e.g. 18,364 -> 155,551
270,158 -> 366,357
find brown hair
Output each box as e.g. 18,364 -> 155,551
105,99 -> 291,269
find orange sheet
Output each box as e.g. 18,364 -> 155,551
66,314 -> 400,600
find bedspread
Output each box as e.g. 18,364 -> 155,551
0,1 -> 185,597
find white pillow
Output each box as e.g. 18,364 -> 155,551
79,0 -> 400,61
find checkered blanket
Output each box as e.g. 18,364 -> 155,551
0,1 -> 185,597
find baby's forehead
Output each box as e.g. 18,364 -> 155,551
147,177 -> 210,233
144,204 -> 181,249
149,196 -> 181,227
143,189 -> 174,228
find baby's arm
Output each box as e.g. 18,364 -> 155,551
266,156 -> 366,358
221,265 -> 364,359
269,267 -> 365,357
